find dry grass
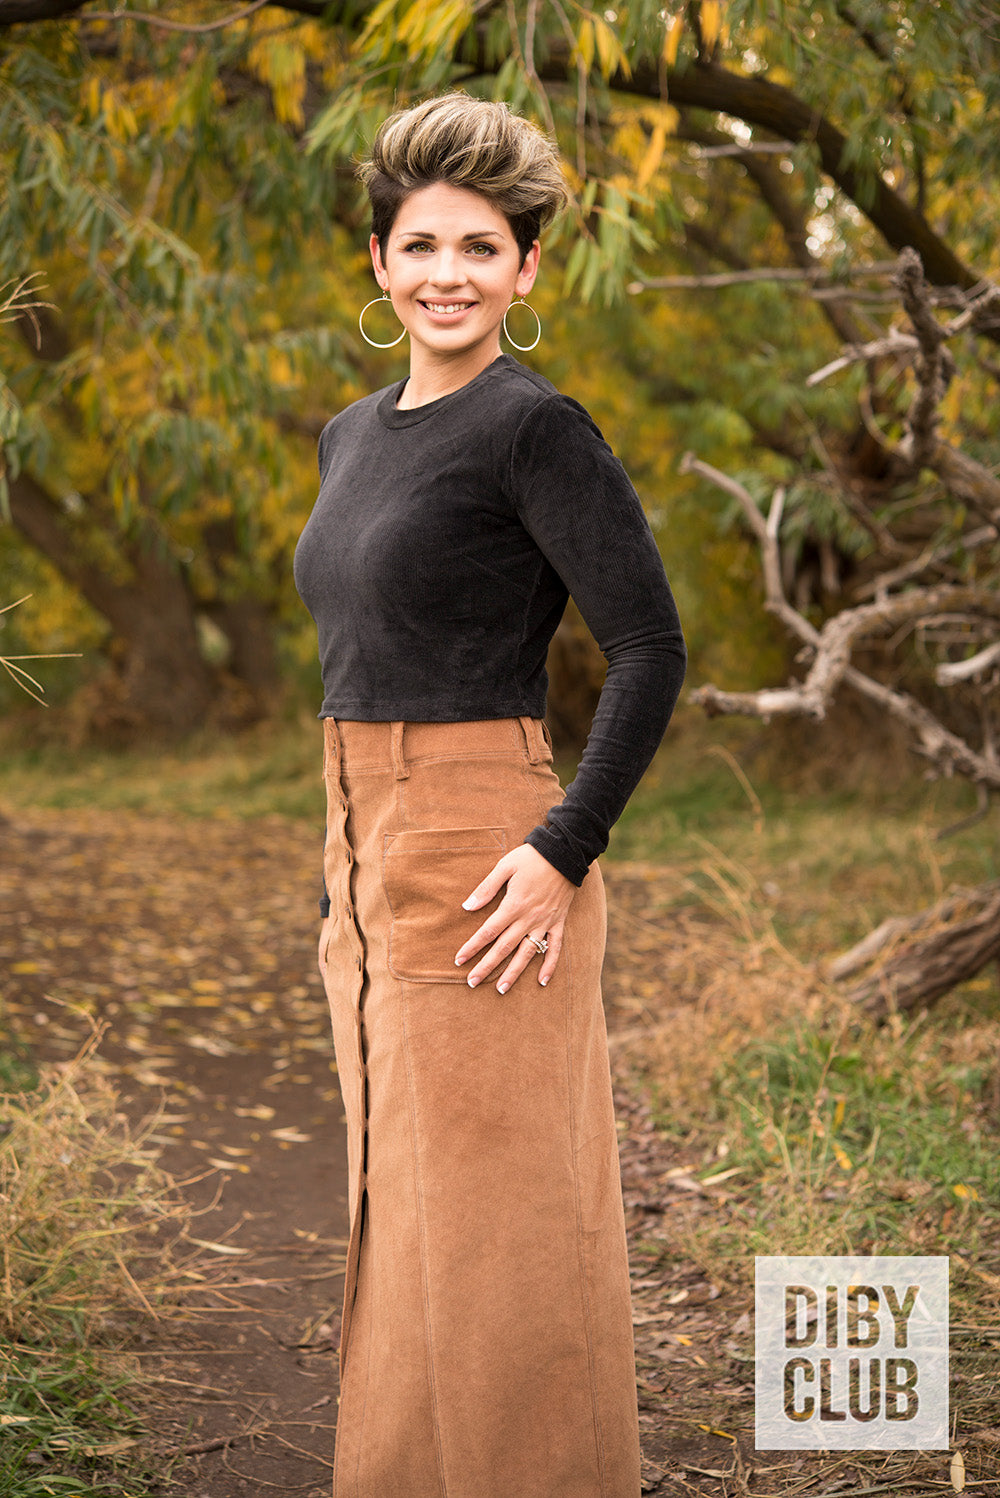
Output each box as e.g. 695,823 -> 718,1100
0,1025 -> 204,1495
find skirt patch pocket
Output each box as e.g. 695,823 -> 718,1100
383,826 -> 507,983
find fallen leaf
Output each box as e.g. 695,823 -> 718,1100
185,1237 -> 251,1255
235,1104 -> 276,1120
951,1450 -> 966,1492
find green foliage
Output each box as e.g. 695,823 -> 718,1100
3,1 -> 1000,728
0,1348 -> 146,1498
715,1010 -> 1000,1256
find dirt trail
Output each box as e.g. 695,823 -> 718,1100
1,807 -> 963,1497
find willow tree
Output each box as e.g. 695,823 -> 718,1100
2,0 -> 998,752
0,15 -> 367,729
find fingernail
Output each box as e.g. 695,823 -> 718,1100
461,898 -> 476,910
467,976 -> 478,988
539,975 -> 549,986
454,955 -> 463,966
497,982 -> 509,995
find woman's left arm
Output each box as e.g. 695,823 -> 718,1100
455,393 -> 687,992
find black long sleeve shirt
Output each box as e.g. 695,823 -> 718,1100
293,353 -> 686,902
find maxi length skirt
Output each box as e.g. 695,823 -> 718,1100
318,716 -> 642,1498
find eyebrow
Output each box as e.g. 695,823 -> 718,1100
395,229 -> 506,241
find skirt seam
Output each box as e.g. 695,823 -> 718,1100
402,999 -> 449,1497
527,755 -> 610,1490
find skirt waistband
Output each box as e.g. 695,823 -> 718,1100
323,716 -> 552,780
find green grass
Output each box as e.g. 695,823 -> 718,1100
0,1349 -> 151,1498
693,1009 -> 1000,1257
0,713 -> 326,822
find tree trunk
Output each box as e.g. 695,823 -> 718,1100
206,596 -> 284,721
545,614 -> 606,753
831,882 -> 1000,1019
9,471 -> 217,736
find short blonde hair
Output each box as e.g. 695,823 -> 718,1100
359,93 -> 568,262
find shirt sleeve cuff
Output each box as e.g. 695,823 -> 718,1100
524,826 -> 589,887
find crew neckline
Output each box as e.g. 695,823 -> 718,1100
377,353 -> 517,428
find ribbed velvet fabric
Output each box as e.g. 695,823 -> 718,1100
294,353 -> 687,888
319,716 -> 641,1498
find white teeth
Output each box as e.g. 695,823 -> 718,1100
424,302 -> 473,313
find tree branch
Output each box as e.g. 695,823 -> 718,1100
612,59 -> 982,297
680,447 -> 1000,791
836,882 -> 1000,1017
83,0 -> 268,30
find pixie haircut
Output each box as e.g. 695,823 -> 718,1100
359,93 -> 568,264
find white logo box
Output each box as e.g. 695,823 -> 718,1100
754,1256 -> 949,1450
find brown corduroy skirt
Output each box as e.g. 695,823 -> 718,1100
318,717 -> 641,1498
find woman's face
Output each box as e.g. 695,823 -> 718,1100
370,182 -> 540,368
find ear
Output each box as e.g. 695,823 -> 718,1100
370,233 -> 389,292
515,240 -> 541,299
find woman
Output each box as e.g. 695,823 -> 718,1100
294,93 -> 686,1498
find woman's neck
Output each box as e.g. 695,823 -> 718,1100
396,342 -> 503,410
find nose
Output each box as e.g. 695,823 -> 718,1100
427,248 -> 467,288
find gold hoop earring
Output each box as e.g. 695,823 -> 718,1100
502,298 -> 541,352
359,292 -> 407,349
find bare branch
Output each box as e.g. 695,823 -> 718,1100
807,333 -> 918,386
679,452 -> 819,649
683,443 -> 1000,787
928,442 -> 1000,525
689,140 -> 795,157
936,640 -> 1000,686
693,658 -> 1000,790
631,262 -> 897,293
855,524 -> 998,601
894,248 -> 956,469
81,0 -> 267,29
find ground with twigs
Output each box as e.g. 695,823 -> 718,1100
2,782 -> 999,1496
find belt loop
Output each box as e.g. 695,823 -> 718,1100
391,721 -> 410,780
518,715 -> 545,764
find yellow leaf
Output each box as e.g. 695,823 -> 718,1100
697,1423 -> 736,1442
952,1183 -> 980,1201
235,1104 -> 276,1120
86,1438 -> 141,1456
663,13 -> 684,67
701,1 -> 722,51
576,18 -> 595,73
594,17 -> 627,79
951,1449 -> 966,1492
833,1142 -> 853,1171
271,1127 -> 313,1142
637,122 -> 668,191
11,961 -> 39,974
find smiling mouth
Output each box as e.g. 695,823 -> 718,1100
421,301 -> 476,314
